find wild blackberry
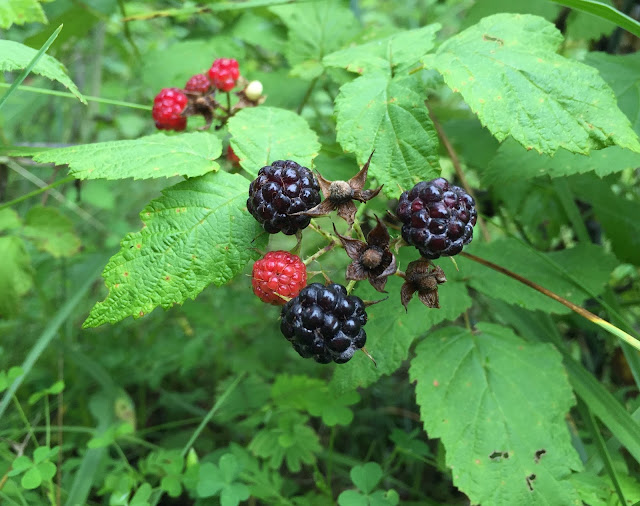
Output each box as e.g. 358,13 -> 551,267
280,283 -> 367,364
396,178 -> 477,259
208,58 -> 240,92
247,160 -> 321,235
152,88 -> 188,131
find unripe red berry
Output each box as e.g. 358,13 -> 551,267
152,88 -> 188,131
227,146 -> 240,165
252,251 -> 307,305
185,73 -> 212,94
208,58 -> 240,92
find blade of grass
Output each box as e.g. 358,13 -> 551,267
0,256 -> 105,421
0,25 -> 63,112
576,398 -> 626,505
548,0 -> 640,38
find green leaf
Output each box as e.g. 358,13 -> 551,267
271,374 -> 360,426
29,380 -> 65,405
483,138 -> 640,184
220,482 -> 250,506
33,446 -> 58,464
270,0 -> 358,79
160,475 -> 182,498
0,236 -> 32,318
0,40 -> 84,103
130,483 -> 153,506
0,0 -> 47,28
424,13 -> 640,155
84,171 -> 266,327
249,412 -> 321,472
9,456 -> 32,474
461,0 -> 560,29
228,107 -> 320,177
458,239 -> 618,313
20,466 -> 42,489
565,5 -> 616,41
331,267 -> 471,393
409,323 -> 582,505
197,462 -> 224,498
569,174 -> 640,265
0,208 -> 22,232
36,460 -> 56,481
218,454 -> 241,483
32,132 -> 222,180
338,490 -> 368,506
350,463 -> 383,495
585,52 -> 640,134
23,206 -> 81,258
335,73 -> 440,198
323,24 -> 441,76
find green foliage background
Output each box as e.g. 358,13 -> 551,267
1,0 -> 640,505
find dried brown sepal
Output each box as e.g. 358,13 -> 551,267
182,92 -> 219,130
334,217 -> 397,292
293,151 -> 382,226
401,259 -> 447,311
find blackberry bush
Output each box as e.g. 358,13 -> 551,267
247,160 -> 321,235
396,178 -> 477,259
280,283 -> 367,364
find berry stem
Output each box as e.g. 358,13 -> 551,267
460,251 -> 640,352
226,92 -> 231,114
303,243 -> 335,266
426,104 -> 491,243
352,219 -> 367,242
309,220 -> 341,246
346,280 -> 357,294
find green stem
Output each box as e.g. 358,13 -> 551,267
352,220 -> 366,242
297,76 -> 319,115
0,83 -> 150,110
304,243 -> 335,266
0,175 -> 75,211
0,25 -> 64,111
552,178 -> 591,244
12,397 -> 38,448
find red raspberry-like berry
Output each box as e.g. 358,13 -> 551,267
227,146 -> 240,165
208,58 -> 240,92
185,73 -> 212,94
152,88 -> 188,131
252,251 -> 307,305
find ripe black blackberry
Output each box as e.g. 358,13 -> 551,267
396,178 -> 477,259
280,283 -> 367,364
247,160 -> 321,235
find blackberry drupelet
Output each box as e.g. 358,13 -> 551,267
247,160 -> 321,235
396,178 -> 477,259
280,283 -> 367,364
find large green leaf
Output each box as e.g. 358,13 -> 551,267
483,138 -> 640,184
323,24 -> 440,76
227,107 -> 320,177
0,0 -> 47,29
331,267 -> 471,393
0,236 -> 32,318
410,323 -> 582,505
0,40 -> 84,103
423,14 -> 640,155
270,0 -> 358,79
585,52 -> 640,135
23,206 -> 81,258
32,133 -> 222,180
335,73 -> 440,197
458,239 -> 618,314
569,175 -> 640,265
84,171 -> 266,327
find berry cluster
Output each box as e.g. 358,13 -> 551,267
246,155 -> 478,366
151,58 -> 265,132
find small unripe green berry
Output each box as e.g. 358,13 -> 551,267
245,80 -> 263,101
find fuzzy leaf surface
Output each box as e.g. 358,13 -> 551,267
335,73 -> 440,197
84,171 -> 265,327
483,138 -> 640,184
410,323 -> 582,505
228,107 -> 320,177
270,0 -> 357,79
33,133 -> 222,180
458,239 -> 618,314
424,14 -> 640,155
585,51 -> 640,134
0,236 -> 32,318
0,40 -> 84,103
0,0 -> 47,28
323,24 -> 440,76
331,266 -> 470,393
